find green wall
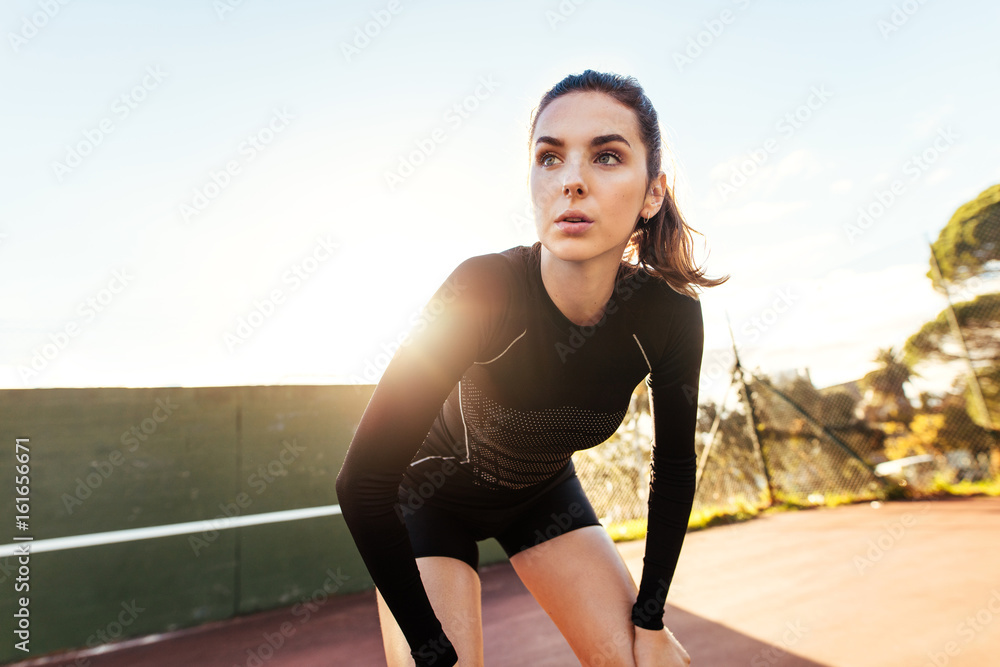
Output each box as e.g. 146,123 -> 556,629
0,385 -> 508,663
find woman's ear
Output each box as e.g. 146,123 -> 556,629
645,171 -> 668,217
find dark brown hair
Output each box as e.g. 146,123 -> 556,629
528,69 -> 729,299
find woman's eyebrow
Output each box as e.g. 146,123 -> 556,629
534,133 -> 632,149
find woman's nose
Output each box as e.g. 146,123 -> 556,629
562,161 -> 587,197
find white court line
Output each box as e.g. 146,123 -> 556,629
0,504 -> 342,558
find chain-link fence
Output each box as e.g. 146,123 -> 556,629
572,382 -> 653,530
574,310 -> 999,532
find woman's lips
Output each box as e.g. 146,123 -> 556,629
555,220 -> 594,234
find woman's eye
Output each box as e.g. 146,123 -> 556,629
596,151 -> 622,165
538,153 -> 559,167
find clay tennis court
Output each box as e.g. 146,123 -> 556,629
13,496 -> 999,666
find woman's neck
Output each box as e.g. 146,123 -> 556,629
538,243 -> 624,327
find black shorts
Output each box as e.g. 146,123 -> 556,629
397,465 -> 603,572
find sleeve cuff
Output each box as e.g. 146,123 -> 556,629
631,600 -> 665,631
411,629 -> 459,667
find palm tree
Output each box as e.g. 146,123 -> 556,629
859,347 -> 916,424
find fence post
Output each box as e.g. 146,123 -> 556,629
727,315 -> 776,505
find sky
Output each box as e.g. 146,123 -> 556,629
2,0 -> 999,407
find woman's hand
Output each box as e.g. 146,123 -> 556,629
632,625 -> 691,666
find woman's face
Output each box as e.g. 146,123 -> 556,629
530,91 -> 655,265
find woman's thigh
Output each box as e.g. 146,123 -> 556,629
376,556 -> 484,667
509,525 -> 640,667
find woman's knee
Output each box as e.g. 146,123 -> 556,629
377,557 -> 484,666
509,527 -> 640,666
417,557 -> 483,652
578,625 -> 637,667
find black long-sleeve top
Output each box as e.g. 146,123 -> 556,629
335,242 -> 704,667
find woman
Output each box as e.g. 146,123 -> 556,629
336,69 -> 729,666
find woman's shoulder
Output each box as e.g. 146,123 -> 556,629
618,264 -> 701,312
453,243 -> 540,293
497,242 -> 539,273
450,243 -> 533,272
436,245 -> 530,311
619,266 -> 703,352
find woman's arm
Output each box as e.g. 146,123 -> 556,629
335,254 -> 512,667
631,295 -> 704,632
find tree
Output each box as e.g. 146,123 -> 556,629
905,183 -> 1000,429
926,183 -> 1000,287
858,347 -> 916,424
903,293 -> 1000,369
